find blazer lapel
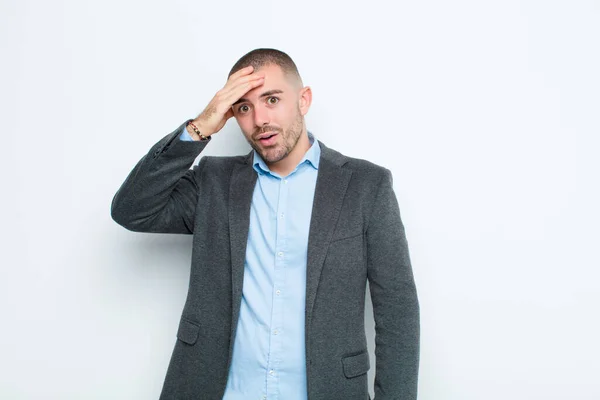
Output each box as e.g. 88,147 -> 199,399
228,151 -> 257,360
305,141 -> 352,331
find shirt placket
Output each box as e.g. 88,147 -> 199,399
265,176 -> 289,399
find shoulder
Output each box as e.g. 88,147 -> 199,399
195,153 -> 251,174
319,141 -> 391,183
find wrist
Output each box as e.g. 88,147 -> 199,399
186,120 -> 210,141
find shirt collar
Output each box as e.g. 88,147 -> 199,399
253,130 -> 320,176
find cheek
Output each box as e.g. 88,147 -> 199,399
279,107 -> 297,126
235,116 -> 253,130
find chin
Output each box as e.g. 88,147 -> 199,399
261,148 -> 288,164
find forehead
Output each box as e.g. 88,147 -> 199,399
235,64 -> 295,105
256,63 -> 288,82
253,64 -> 300,94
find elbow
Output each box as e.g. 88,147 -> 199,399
110,193 -> 136,231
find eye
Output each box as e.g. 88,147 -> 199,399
267,96 -> 279,105
238,104 -> 250,113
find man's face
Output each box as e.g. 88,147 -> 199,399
232,64 -> 306,164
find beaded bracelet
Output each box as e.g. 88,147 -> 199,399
186,120 -> 208,141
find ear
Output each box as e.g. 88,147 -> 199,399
298,86 -> 312,116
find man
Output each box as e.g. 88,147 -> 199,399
111,48 -> 419,400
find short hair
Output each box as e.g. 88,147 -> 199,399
228,48 -> 303,86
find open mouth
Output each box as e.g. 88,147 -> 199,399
258,133 -> 278,144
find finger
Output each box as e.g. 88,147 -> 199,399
228,65 -> 255,81
224,72 -> 265,92
223,75 -> 265,102
221,75 -> 265,104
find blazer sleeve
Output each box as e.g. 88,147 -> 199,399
366,168 -> 420,400
110,119 -> 211,234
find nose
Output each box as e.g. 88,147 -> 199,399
254,103 -> 270,128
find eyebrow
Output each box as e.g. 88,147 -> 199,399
232,89 -> 284,107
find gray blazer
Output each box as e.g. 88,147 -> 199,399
111,120 -> 420,400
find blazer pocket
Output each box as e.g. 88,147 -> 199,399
341,350 -> 370,378
176,318 -> 200,345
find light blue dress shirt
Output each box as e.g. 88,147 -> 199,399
180,127 -> 321,400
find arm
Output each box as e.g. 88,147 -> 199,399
110,120 -> 211,234
111,66 -> 266,234
366,169 -> 420,400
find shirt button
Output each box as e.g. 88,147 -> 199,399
277,252 -> 283,257
262,396 -> 266,400
283,179 -> 288,184
280,213 -> 284,218
273,329 -> 279,335
269,370 -> 275,376
276,290 -> 281,295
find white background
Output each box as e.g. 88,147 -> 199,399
1,0 -> 599,399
